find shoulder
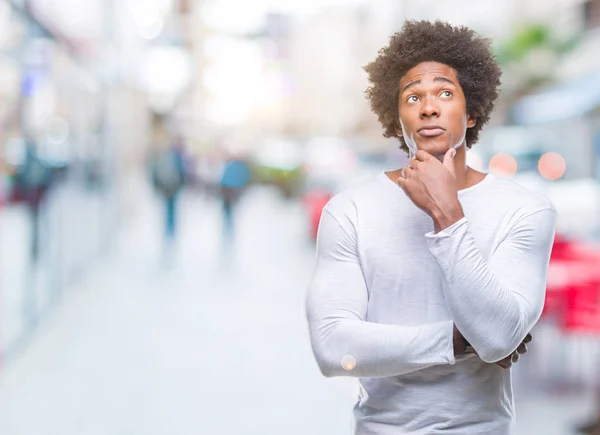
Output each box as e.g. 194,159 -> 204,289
485,174 -> 557,237
487,173 -> 556,214
323,173 -> 383,222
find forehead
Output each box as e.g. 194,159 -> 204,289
399,61 -> 458,88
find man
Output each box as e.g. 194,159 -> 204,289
150,135 -> 187,248
305,21 -> 556,434
219,153 -> 251,240
13,137 -> 55,262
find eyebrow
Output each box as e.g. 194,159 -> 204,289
400,76 -> 457,94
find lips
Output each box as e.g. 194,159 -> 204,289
418,126 -> 445,137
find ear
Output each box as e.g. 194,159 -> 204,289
394,120 -> 403,137
467,116 -> 476,128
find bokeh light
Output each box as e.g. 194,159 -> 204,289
45,116 -> 70,145
340,354 -> 356,371
538,152 -> 566,181
488,153 -> 518,177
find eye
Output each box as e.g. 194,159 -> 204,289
406,95 -> 419,103
440,90 -> 452,99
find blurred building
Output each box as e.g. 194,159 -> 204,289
243,0 -> 600,150
0,0 -> 195,359
510,0 -> 600,181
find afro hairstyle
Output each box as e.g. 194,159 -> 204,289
364,20 -> 502,153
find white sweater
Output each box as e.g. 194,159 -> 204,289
305,171 -> 556,434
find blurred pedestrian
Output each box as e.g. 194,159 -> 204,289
219,155 -> 250,240
13,138 -> 54,262
305,20 -> 556,434
150,135 -> 186,251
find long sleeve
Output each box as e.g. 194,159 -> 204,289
305,208 -> 456,378
425,207 -> 557,363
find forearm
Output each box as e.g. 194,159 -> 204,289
426,216 -> 552,363
431,200 -> 465,234
440,258 -> 528,363
306,312 -> 456,378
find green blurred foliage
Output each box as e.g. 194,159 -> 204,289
250,163 -> 306,198
493,23 -> 583,100
495,23 -> 582,65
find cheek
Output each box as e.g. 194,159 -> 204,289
398,107 -> 416,128
447,106 -> 468,127
453,98 -> 469,120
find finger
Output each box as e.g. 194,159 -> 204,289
408,159 -> 419,170
523,333 -> 532,343
497,359 -> 512,369
496,355 -> 511,367
511,351 -> 520,363
404,166 -> 416,178
442,148 -> 457,176
517,342 -> 527,354
396,175 -> 408,191
414,150 -> 432,162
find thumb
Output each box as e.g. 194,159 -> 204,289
443,148 -> 456,175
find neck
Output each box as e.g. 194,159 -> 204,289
453,144 -> 471,190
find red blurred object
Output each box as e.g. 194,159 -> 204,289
302,190 -> 332,241
563,282 -> 600,333
545,234 -> 600,334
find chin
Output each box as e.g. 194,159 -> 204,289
417,140 -> 450,156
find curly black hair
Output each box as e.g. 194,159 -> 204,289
364,20 -> 502,153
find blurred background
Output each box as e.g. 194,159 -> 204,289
0,0 -> 599,434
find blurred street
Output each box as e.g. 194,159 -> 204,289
0,184 -> 596,435
0,185 -> 358,435
1,0 -> 600,433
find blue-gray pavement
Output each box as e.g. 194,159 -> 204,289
0,186 -> 595,434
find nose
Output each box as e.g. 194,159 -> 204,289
420,96 -> 440,119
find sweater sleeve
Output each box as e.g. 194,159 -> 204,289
305,208 -> 456,378
425,207 -> 557,363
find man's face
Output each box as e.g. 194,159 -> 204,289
397,61 -> 475,157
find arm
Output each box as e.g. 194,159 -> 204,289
305,208 -> 458,378
426,207 -> 557,363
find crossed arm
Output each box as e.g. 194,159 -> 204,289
305,207 -> 556,377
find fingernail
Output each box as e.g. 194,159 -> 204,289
451,149 -> 456,158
